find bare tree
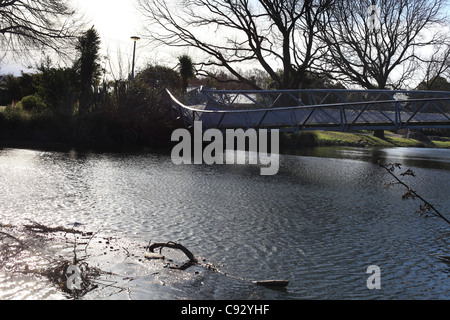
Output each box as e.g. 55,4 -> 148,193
419,42 -> 450,90
138,0 -> 333,89
0,0 -> 84,60
317,0 -> 449,90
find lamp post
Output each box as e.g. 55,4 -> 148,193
130,36 -> 140,81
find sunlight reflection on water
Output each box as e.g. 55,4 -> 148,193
0,146 -> 449,299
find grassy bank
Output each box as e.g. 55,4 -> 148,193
281,130 -> 450,149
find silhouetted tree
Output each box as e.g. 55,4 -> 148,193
137,64 -> 181,92
0,72 -> 39,105
417,76 -> 450,91
318,0 -> 449,139
318,0 -> 449,90
35,58 -> 78,113
0,74 -> 21,105
0,0 -> 84,59
178,55 -> 195,93
138,0 -> 333,89
74,27 -> 102,114
420,43 -> 450,90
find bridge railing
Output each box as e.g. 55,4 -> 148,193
168,87 -> 450,132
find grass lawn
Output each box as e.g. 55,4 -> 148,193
432,140 -> 450,149
312,131 -> 449,148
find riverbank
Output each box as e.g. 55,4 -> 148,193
2,130 -> 450,154
0,107 -> 180,153
281,130 -> 450,149
1,106 -> 449,153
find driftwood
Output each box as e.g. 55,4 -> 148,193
144,252 -> 165,259
31,259 -> 101,299
1,221 -> 107,299
23,221 -> 93,236
0,230 -> 24,247
0,229 -> 26,264
146,241 -> 290,287
3,219 -> 291,298
146,241 -> 197,270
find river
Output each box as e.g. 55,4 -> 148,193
0,146 -> 449,300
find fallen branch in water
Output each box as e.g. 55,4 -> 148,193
379,161 -> 450,226
145,241 -> 290,288
1,221 -> 119,299
0,228 -> 26,264
31,258 -> 102,299
0,230 -> 24,247
146,241 -> 198,270
23,221 -> 93,236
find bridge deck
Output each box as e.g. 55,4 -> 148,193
168,88 -> 450,132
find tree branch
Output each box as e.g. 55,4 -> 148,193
379,162 -> 450,226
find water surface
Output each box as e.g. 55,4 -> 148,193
0,146 -> 449,299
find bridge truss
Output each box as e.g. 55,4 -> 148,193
168,87 -> 450,132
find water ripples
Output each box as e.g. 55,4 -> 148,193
0,147 -> 450,299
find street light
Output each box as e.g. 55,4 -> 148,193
130,36 -> 140,81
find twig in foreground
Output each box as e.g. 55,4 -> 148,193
379,161 -> 450,226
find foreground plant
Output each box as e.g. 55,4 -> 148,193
379,161 -> 450,225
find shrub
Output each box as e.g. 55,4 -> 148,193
3,104 -> 31,122
20,95 -> 47,113
35,61 -> 78,113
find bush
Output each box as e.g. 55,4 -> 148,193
20,95 -> 47,113
35,61 -> 78,113
2,104 -> 31,122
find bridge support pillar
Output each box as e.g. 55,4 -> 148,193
373,129 -> 385,139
